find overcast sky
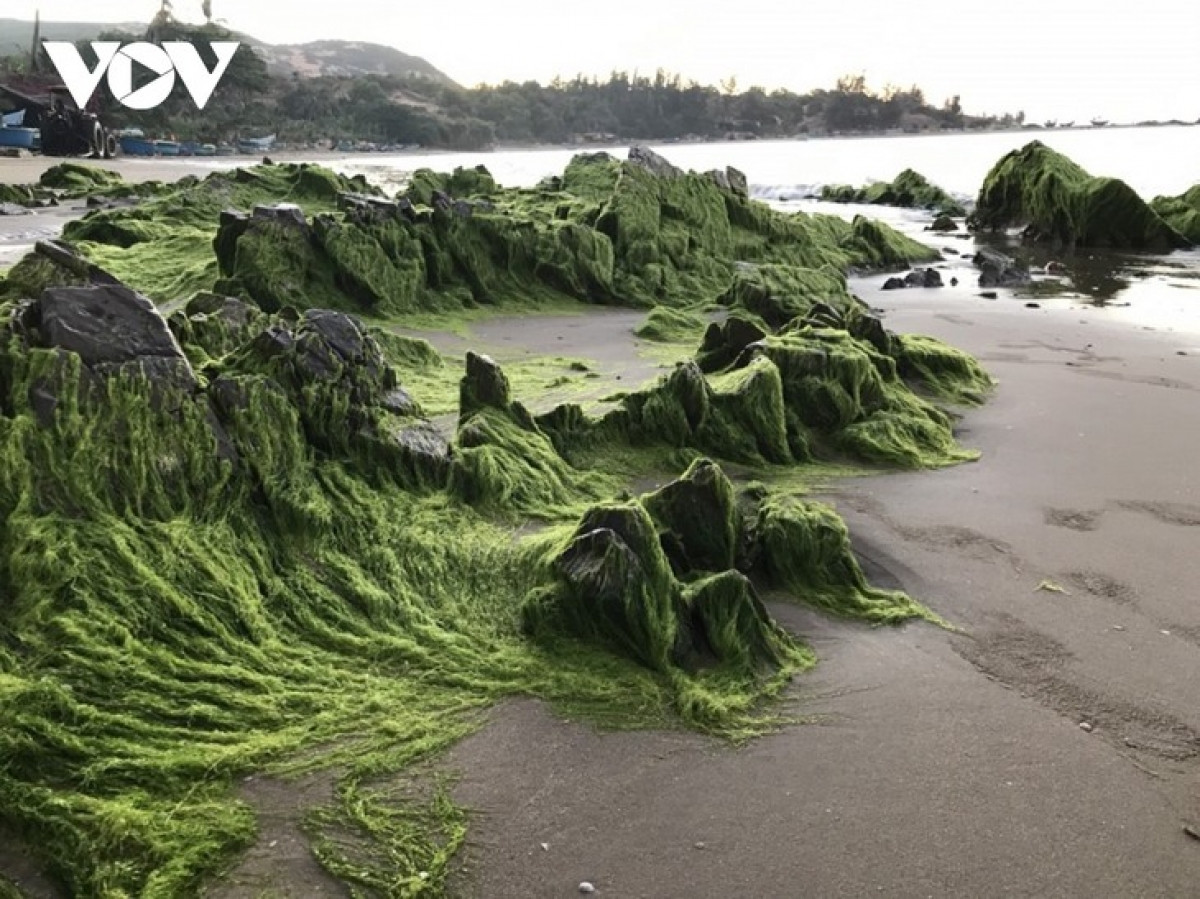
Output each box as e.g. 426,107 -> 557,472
8,0 -> 1199,123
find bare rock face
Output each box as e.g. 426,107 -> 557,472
628,145 -> 683,179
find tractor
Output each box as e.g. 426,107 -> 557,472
0,83 -> 118,158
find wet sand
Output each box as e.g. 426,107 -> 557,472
443,281 -> 1200,896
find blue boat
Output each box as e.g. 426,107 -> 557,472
2,109 -> 25,127
116,128 -> 156,156
0,126 -> 39,149
154,140 -> 181,156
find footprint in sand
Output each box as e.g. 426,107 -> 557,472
1043,508 -> 1103,532
1116,500 -> 1200,527
1065,570 -> 1138,607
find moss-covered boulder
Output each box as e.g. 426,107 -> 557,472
38,161 -> 123,194
1150,184 -> 1200,243
747,495 -> 929,622
970,141 -> 1190,251
822,169 -> 966,217
696,314 -> 768,373
523,479 -> 795,675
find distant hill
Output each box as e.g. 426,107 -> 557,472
0,18 -> 457,86
255,40 -> 456,84
0,18 -> 146,54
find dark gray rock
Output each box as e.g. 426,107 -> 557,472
904,268 -> 943,288
460,351 -> 512,418
928,214 -> 958,232
643,459 -> 738,574
391,420 -> 452,488
975,247 -> 1031,287
882,276 -> 906,290
697,315 -> 768,373
251,203 -> 307,229
39,283 -> 195,375
628,145 -> 683,179
213,209 -> 249,276
725,166 -> 749,198
381,387 -> 419,417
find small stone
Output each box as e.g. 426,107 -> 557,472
1161,630 -> 1172,636
1079,722 -> 1094,733
1025,302 -> 1041,309
540,842 -> 550,851
1177,351 -> 1188,356
1185,824 -> 1200,842
694,841 -> 706,850
579,882 -> 596,894
1111,625 -> 1126,631
980,291 -> 998,300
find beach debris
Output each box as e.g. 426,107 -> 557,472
1025,302 -> 1041,309
1185,824 -> 1200,842
1079,722 -> 1094,733
1036,580 -> 1069,595
980,291 -> 999,299
694,841 -> 707,850
540,842 -> 550,851
579,881 -> 597,894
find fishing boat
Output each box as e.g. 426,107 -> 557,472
0,126 -> 39,149
117,128 -> 155,156
198,144 -> 217,157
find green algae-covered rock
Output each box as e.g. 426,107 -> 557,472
41,150 -> 938,318
971,141 -> 1190,251
696,314 -> 768,373
1150,184 -> 1200,244
523,479 -> 798,675
643,457 -> 740,574
38,161 -> 123,193
821,168 -> 966,217
747,495 -> 928,622
681,571 -> 789,671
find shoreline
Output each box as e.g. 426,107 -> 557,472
435,278 -> 1200,898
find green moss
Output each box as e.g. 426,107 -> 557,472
1150,184 -> 1200,243
971,141 -> 1190,251
896,333 -> 993,404
0,146 -> 993,895
636,306 -> 709,342
821,168 -> 966,217
38,162 -> 123,193
749,495 -> 933,623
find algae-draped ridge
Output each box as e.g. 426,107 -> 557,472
0,148 -> 990,896
970,141 -> 1194,251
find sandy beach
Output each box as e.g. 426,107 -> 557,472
3,153 -> 1200,897
433,282 -> 1200,897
